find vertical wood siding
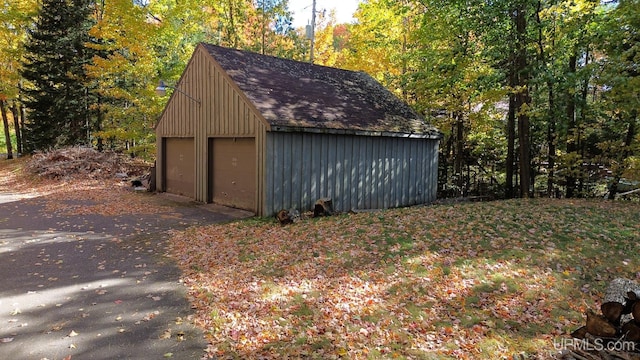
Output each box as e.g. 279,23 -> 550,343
156,48 -> 206,197
265,132 -> 439,216
156,45 -> 268,212
198,51 -> 266,208
155,44 -> 439,217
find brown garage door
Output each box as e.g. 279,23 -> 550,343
164,137 -> 195,198
210,138 -> 255,211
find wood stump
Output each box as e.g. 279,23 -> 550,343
313,198 -> 333,217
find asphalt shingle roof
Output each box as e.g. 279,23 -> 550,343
202,43 -> 441,138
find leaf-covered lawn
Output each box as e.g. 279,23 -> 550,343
4,157 -> 638,359
170,199 -> 640,359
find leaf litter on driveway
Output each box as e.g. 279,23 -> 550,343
6,151 -> 639,359
0,156 -> 212,359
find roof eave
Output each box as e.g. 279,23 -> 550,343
270,125 -> 443,140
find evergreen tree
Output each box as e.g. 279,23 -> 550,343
20,0 -> 97,151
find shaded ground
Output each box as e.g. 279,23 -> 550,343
0,190 -> 252,360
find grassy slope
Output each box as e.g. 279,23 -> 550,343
170,199 -> 640,359
3,157 -> 637,359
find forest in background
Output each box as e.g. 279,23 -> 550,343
0,0 -> 638,200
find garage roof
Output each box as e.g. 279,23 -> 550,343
202,43 -> 441,139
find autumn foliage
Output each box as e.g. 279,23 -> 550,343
3,152 -> 640,358
169,199 -> 640,359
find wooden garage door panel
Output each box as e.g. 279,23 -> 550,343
165,138 -> 195,198
211,138 -> 255,210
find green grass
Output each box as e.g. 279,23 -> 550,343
170,198 -> 640,359
0,124 -> 17,155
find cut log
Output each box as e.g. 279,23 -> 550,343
602,302 -> 625,326
604,279 -> 640,325
586,309 -> 617,338
624,292 -> 639,318
632,301 -> 640,322
566,279 -> 640,360
313,198 -> 333,217
571,325 -> 588,339
604,279 -> 640,305
276,209 -> 293,225
288,208 -> 301,223
622,320 -> 640,342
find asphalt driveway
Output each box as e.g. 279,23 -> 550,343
0,191 -> 252,360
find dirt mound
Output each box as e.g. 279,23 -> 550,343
24,147 -> 151,180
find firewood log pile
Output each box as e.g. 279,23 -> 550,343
276,198 -> 334,225
556,278 -> 640,360
24,147 -> 150,180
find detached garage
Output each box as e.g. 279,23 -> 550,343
155,43 -> 442,216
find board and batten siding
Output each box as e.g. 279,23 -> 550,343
156,45 -> 269,212
199,50 -> 269,213
155,47 -> 205,197
264,132 -> 439,215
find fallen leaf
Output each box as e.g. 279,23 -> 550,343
142,311 -> 160,321
7,157 -> 640,360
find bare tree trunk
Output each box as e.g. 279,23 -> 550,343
454,111 -> 465,195
10,101 -> 23,155
565,54 -> 578,198
537,0 -> 557,198
228,1 -> 238,48
577,47 -> 591,196
440,129 -> 454,197
546,84 -> 556,197
1,100 -> 13,160
517,95 -> 531,198
516,6 -> 531,198
19,102 -> 26,149
506,90 -> 516,199
260,0 -> 266,55
608,114 -> 636,200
